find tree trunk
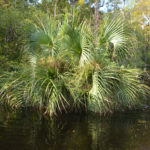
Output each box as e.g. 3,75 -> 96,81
54,0 -> 58,18
94,0 -> 105,45
95,0 -> 99,37
123,0 -> 126,17
144,34 -> 149,71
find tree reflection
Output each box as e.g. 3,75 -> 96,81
0,109 -> 150,150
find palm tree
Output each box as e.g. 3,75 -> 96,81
0,14 -> 149,117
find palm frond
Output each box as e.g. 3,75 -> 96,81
100,15 -> 134,62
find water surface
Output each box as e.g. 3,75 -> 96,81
0,108 -> 150,150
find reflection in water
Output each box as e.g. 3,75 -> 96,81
0,108 -> 150,150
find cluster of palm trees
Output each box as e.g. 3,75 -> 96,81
0,14 -> 149,117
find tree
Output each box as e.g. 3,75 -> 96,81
106,0 -> 122,12
0,14 -> 149,116
0,0 -> 35,71
131,0 -> 150,70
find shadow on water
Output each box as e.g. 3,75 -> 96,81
0,107 -> 150,150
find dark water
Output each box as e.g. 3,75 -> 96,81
0,108 -> 150,150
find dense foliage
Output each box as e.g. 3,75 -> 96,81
0,0 -> 150,117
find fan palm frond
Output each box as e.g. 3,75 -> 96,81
100,15 -> 135,62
